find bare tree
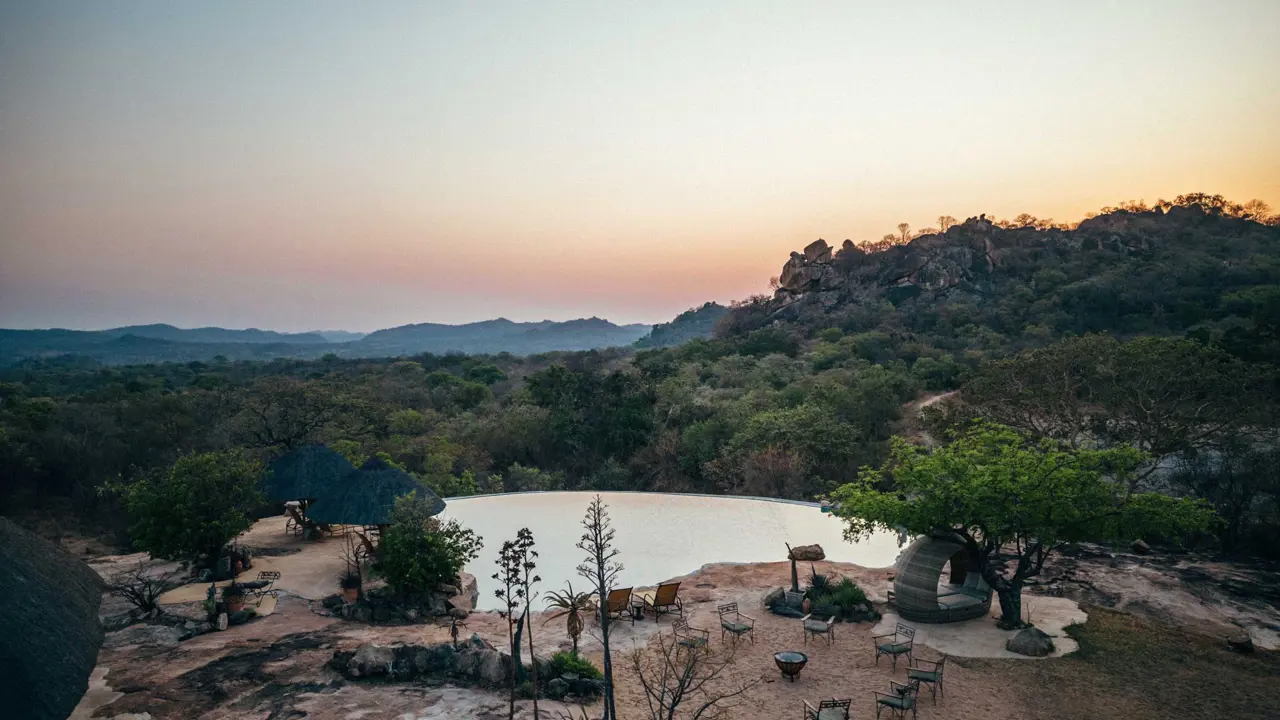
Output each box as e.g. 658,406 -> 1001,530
577,496 -> 622,720
629,631 -> 759,720
517,528 -> 542,720
106,560 -> 185,616
896,222 -> 911,244
937,215 -> 957,232
495,536 -> 525,719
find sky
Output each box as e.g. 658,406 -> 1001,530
2,1 -> 1278,332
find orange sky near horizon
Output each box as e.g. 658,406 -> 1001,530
2,1 -> 1278,331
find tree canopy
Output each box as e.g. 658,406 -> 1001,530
116,450 -> 262,564
831,423 -> 1215,626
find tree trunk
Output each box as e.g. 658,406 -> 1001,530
995,584 -> 1024,629
512,610 -> 527,684
506,617 -> 516,720
599,603 -> 616,720
526,604 -> 539,719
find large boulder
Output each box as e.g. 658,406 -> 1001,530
788,544 -> 826,561
1006,627 -> 1055,657
450,572 -> 479,612
1227,633 -> 1255,654
762,587 -> 785,610
347,644 -> 396,678
803,239 -> 832,263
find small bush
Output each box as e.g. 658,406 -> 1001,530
376,491 -> 483,596
828,577 -> 868,610
805,567 -> 834,599
549,651 -> 603,680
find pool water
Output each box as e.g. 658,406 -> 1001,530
440,491 -> 902,611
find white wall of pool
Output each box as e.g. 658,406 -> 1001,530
440,491 -> 903,611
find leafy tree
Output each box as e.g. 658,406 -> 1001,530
377,492 -> 482,596
831,424 -> 1215,628
117,450 -> 262,565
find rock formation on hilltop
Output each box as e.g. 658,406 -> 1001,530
733,202 -> 1280,347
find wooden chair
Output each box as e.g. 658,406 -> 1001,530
642,582 -> 684,621
803,698 -> 851,720
873,623 -> 916,669
717,602 -> 755,645
671,617 -> 710,653
906,655 -> 945,704
605,587 -> 635,625
874,681 -> 919,719
802,612 -> 836,645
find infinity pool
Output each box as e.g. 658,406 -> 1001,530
440,491 -> 902,611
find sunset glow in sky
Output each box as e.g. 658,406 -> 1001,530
2,1 -> 1278,331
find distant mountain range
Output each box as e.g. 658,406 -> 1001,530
0,317 -> 672,366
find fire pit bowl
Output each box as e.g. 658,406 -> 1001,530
774,650 -> 808,681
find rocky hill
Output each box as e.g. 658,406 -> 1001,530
725,203 -> 1280,361
634,302 -> 728,348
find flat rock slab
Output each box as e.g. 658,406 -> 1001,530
871,596 -> 1087,660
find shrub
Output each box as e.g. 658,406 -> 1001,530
376,491 -> 483,596
115,450 -> 262,565
828,577 -> 868,611
549,650 -> 603,680
805,567 -> 833,599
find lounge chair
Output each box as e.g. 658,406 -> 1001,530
605,587 -> 635,624
874,681 -> 919,719
671,617 -> 710,653
803,698 -> 851,720
802,612 -> 836,645
873,623 -> 916,669
284,504 -> 306,536
907,655 -> 946,704
718,602 -> 755,645
642,582 -> 683,621
242,571 -> 280,605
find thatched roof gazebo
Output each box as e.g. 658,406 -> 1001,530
307,456 -> 444,527
263,444 -> 356,504
0,518 -> 105,720
893,531 -> 992,623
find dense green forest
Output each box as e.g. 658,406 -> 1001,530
2,194 -> 1277,555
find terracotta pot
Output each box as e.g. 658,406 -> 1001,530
342,587 -> 359,604
233,560 -> 243,575
226,597 -> 245,614
802,597 -> 811,613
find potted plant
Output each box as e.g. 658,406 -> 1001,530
222,583 -> 247,614
339,570 -> 362,604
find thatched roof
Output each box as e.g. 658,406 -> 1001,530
308,457 -> 444,526
262,444 -> 356,502
0,517 -> 105,720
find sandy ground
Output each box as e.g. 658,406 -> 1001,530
155,516 -> 355,604
75,515 -> 1280,719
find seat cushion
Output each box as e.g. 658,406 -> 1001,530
877,696 -> 908,709
879,642 -> 911,654
722,621 -> 752,633
805,621 -> 832,633
907,669 -> 939,682
816,708 -> 847,720
677,636 -> 707,648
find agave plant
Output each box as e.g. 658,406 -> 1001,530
543,582 -> 596,655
